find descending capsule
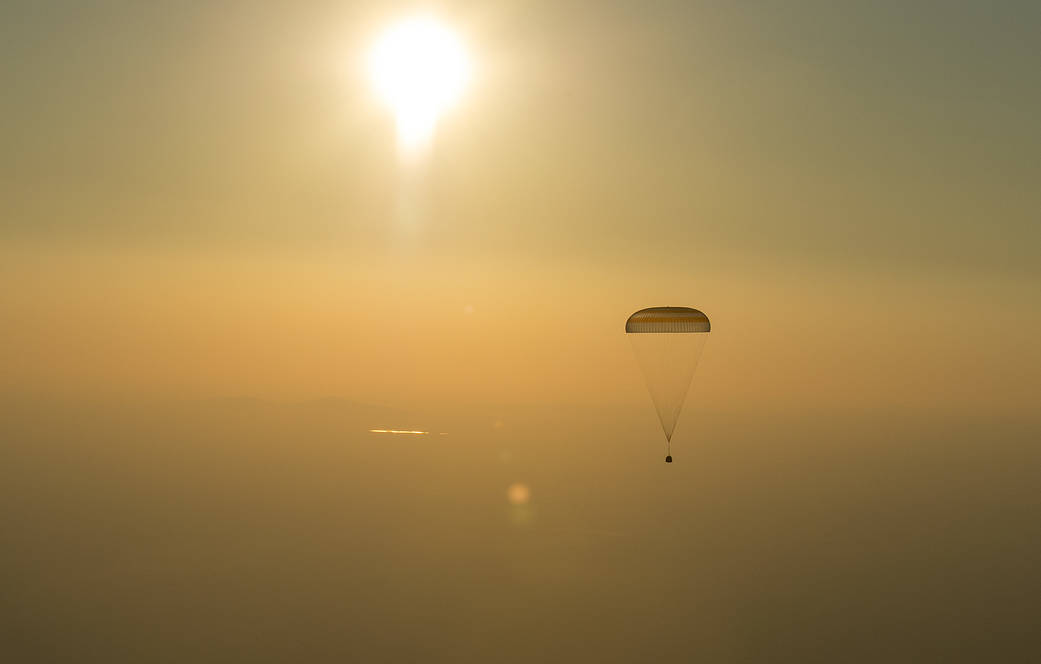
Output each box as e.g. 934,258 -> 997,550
625,307 -> 710,463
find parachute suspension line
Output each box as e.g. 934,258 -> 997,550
662,331 -> 677,463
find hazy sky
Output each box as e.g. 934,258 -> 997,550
2,3 -> 1040,660
3,0 -> 1039,408
3,0 -> 1039,414
4,1 -> 1038,258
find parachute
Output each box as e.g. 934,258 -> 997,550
626,307 -> 710,463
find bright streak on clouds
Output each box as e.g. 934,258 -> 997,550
367,15 -> 470,153
369,429 -> 431,435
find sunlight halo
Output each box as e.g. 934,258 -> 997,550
367,16 -> 470,152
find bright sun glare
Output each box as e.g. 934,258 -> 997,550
368,16 -> 470,151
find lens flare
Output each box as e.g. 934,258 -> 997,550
507,483 -> 530,505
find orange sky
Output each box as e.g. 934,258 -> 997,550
2,0 -> 1039,415
3,243 -> 1037,420
4,4 -> 1041,661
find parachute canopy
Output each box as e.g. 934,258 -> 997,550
626,307 -> 710,460
625,307 -> 710,333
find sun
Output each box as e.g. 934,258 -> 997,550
367,16 -> 470,151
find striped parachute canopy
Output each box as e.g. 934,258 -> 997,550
625,307 -> 710,462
